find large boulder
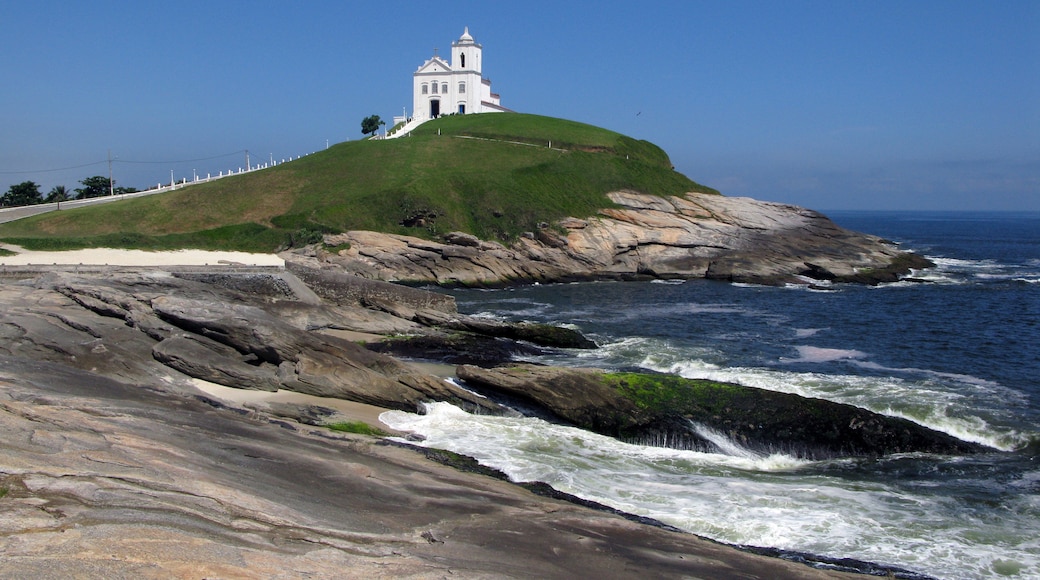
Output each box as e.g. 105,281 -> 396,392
456,364 -> 988,458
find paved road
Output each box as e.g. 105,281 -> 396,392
0,187 -> 176,224
0,166 -> 266,225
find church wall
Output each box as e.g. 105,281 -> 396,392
409,29 -> 503,121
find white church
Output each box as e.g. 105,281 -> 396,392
391,28 -> 508,133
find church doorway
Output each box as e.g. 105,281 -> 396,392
458,104 -> 466,114
430,99 -> 440,118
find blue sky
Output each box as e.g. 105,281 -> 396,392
2,1 -> 1037,211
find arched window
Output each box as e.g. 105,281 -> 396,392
432,82 -> 438,94
459,82 -> 466,94
460,53 -> 466,68
421,83 -> 428,95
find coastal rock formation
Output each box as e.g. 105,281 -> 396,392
0,355 -> 860,579
0,264 -> 972,577
287,262 -> 596,349
303,191 -> 931,286
456,364 -> 988,458
0,269 -> 498,413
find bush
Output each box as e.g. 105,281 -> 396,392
285,228 -> 326,248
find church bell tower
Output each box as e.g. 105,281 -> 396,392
451,27 -> 481,73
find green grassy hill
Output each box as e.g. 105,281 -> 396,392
0,113 -> 718,253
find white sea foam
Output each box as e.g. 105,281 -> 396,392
866,255 -> 1005,287
852,360 -> 1004,389
380,402 -> 1039,580
923,255 -> 1024,285
637,351 -> 1029,451
688,421 -> 761,459
931,256 -> 996,270
468,310 -> 507,320
548,335 -> 1030,451
782,345 -> 868,363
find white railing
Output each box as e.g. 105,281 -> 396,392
385,115 -> 429,139
0,153 -> 314,224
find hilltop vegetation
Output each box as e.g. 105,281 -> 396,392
0,113 -> 716,253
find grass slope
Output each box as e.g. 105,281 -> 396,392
0,113 -> 717,253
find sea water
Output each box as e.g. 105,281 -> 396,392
381,211 -> 1040,579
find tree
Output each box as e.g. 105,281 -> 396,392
75,175 -> 112,199
1,181 -> 43,207
45,185 -> 70,203
361,114 -> 385,137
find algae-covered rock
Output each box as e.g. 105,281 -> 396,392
457,364 -> 987,458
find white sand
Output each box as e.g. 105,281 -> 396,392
191,379 -> 401,432
189,360 -> 457,435
0,247 -> 283,267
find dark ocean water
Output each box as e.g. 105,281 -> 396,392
382,211 -> 1040,579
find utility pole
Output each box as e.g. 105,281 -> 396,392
108,150 -> 114,196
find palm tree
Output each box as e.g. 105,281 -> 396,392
45,185 -> 69,209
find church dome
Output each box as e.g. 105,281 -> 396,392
459,27 -> 473,42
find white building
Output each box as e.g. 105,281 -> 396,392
397,28 -> 508,126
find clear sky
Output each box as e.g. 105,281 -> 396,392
2,1 -> 1037,211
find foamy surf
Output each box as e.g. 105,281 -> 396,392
635,348 -> 1030,452
381,402 -> 1038,580
437,212 -> 1040,580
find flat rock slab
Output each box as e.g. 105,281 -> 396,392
0,356 -> 858,579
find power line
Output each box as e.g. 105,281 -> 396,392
0,160 -> 107,174
0,149 -> 249,174
116,150 -> 248,164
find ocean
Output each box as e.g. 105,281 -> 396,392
381,211 -> 1040,579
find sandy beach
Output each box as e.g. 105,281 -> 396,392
0,246 -> 284,267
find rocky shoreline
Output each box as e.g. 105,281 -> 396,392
0,194 -> 951,577
0,247 -> 964,577
299,191 -> 933,287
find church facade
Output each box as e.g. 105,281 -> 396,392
408,28 -> 508,122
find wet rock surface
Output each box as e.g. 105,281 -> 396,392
456,364 -> 989,458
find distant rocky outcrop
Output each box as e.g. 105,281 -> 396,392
294,191 -> 931,287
